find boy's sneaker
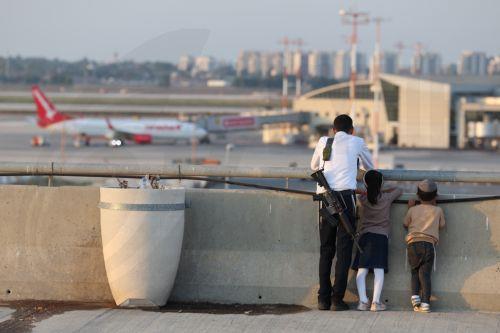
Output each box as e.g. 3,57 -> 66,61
370,302 -> 387,312
357,301 -> 371,311
411,295 -> 421,310
415,302 -> 431,313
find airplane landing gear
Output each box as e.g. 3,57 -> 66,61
31,135 -> 47,147
74,134 -> 91,147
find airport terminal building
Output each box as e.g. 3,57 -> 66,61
293,74 -> 500,149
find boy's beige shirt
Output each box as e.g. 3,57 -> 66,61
403,204 -> 446,244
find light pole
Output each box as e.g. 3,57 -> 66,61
371,17 -> 389,168
292,38 -> 304,97
279,37 -> 290,111
339,9 -> 370,121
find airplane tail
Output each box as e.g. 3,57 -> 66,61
31,86 -> 71,127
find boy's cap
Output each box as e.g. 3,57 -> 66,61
418,179 -> 437,193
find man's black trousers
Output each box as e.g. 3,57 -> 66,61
318,190 -> 357,304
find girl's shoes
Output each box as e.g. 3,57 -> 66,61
370,302 -> 387,312
357,301 -> 371,311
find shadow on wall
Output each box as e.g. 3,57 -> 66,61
171,189 -> 499,311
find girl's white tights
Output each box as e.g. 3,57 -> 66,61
356,268 -> 385,303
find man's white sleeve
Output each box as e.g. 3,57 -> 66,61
359,139 -> 374,170
310,139 -> 323,170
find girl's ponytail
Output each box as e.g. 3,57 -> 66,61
364,170 -> 383,205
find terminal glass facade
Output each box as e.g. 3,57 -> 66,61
381,79 -> 399,121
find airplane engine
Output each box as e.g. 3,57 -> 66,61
133,134 -> 153,144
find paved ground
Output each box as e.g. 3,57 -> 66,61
0,303 -> 499,333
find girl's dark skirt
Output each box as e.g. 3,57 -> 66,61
351,232 -> 389,273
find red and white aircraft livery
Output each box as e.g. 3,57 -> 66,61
32,86 -> 208,146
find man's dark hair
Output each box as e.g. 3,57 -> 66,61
333,114 -> 353,133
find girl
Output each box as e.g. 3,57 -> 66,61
352,170 -> 403,311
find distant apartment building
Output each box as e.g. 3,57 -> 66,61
283,50 -> 294,77
458,51 -> 488,76
292,51 -> 308,78
247,52 -> 262,77
382,52 -> 399,74
334,50 -> 367,80
308,51 -> 333,78
177,55 -> 194,72
236,51 -> 248,77
488,56 -> 500,76
411,52 -> 442,76
193,56 -> 216,74
236,51 -> 262,77
333,50 -> 349,80
369,51 -> 399,78
236,51 -> 284,78
444,63 -> 458,76
269,52 -> 283,77
259,53 -> 273,78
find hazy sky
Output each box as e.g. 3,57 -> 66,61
1,0 -> 499,64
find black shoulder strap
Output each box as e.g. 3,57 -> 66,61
322,137 -> 334,163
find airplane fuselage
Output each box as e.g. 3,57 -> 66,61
46,117 -> 207,140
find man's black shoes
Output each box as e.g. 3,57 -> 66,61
331,300 -> 349,311
318,301 -> 331,310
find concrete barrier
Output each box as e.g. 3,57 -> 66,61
0,185 -> 498,311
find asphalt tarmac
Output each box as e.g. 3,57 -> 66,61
0,116 -> 499,195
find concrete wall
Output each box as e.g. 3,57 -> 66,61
0,185 -> 498,311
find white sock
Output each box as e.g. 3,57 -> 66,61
373,268 -> 385,304
356,268 -> 369,303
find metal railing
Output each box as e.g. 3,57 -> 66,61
0,161 -> 500,184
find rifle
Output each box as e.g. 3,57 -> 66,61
311,169 -> 363,254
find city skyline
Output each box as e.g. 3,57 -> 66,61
1,0 -> 499,64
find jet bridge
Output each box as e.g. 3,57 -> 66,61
197,111 -> 311,133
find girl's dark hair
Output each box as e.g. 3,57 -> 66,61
364,170 -> 383,205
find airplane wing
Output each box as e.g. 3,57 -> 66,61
105,118 -> 152,144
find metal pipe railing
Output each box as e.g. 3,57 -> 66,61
0,161 -> 499,184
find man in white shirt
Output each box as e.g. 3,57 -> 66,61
311,114 -> 374,311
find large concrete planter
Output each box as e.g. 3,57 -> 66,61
99,187 -> 185,307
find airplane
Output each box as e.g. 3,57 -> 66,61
31,86 -> 209,147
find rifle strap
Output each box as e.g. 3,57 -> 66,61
322,137 -> 334,169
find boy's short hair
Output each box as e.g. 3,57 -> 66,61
332,114 -> 353,133
417,179 -> 438,201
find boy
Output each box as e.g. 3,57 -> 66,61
403,179 -> 446,313
311,114 -> 374,311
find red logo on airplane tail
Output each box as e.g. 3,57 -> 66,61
31,86 -> 71,127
